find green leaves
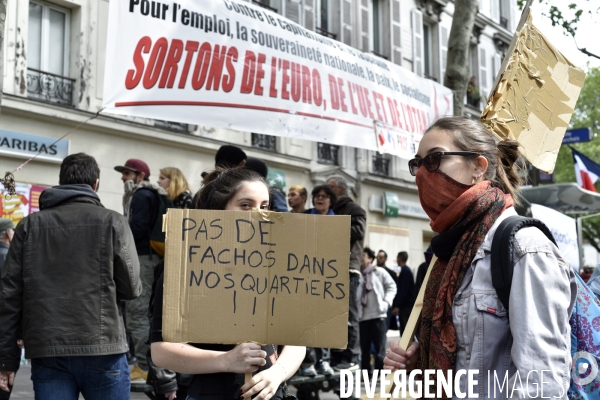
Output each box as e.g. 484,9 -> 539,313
553,66 -> 600,257
518,0 -> 596,37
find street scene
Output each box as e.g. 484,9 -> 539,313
0,0 -> 600,399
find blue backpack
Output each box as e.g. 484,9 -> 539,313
491,216 -> 600,399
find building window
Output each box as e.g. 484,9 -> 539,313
320,0 -> 329,31
317,0 -> 337,39
154,120 -> 189,133
252,133 -> 277,152
499,0 -> 510,29
372,154 -> 390,176
423,23 -> 434,80
252,0 -> 277,13
27,1 -> 72,106
372,0 -> 382,54
317,143 -> 339,166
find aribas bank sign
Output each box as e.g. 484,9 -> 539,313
0,130 -> 69,163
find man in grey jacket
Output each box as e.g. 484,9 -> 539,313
0,153 -> 141,399
357,247 -> 396,377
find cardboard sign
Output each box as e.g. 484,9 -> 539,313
162,209 -> 350,348
481,11 -> 586,173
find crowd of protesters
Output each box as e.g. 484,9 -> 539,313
0,141 -> 422,400
2,116 -> 581,400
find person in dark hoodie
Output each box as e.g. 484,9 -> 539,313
0,153 -> 141,399
326,176 -> 366,371
245,156 -> 288,212
114,158 -> 169,382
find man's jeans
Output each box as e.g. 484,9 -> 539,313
30,354 -> 129,400
126,253 -> 160,368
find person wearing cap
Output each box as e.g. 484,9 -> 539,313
0,219 -> 15,274
244,157 -> 288,212
0,153 -> 141,398
114,158 -> 167,383
215,145 -> 247,168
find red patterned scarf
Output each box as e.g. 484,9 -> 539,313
418,181 -> 513,397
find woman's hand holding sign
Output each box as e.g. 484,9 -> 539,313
384,340 -> 419,371
225,342 -> 266,373
240,364 -> 285,400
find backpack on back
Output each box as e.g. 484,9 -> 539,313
491,215 -> 600,399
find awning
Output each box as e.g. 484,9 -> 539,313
520,183 -> 600,213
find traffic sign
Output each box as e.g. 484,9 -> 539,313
563,127 -> 592,144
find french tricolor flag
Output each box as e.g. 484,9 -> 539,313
571,147 -> 600,192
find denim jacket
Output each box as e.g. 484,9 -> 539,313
451,208 -> 576,399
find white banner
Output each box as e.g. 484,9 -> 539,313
530,204 -> 579,271
103,0 -> 453,158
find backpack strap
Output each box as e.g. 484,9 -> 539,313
491,215 -> 557,313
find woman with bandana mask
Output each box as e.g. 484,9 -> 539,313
383,117 -> 576,399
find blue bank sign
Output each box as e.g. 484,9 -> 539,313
0,129 -> 69,162
562,127 -> 592,144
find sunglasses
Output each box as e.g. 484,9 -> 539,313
408,151 -> 480,176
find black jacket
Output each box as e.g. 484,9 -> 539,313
0,184 -> 141,370
129,187 -> 159,255
0,242 -> 9,274
393,265 -> 416,310
331,195 -> 366,272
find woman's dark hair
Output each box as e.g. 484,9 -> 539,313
194,168 -> 268,210
363,247 -> 375,260
59,153 -> 100,188
425,116 -> 523,203
311,184 -> 337,209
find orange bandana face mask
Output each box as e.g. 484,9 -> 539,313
416,168 -> 473,225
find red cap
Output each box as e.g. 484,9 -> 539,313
114,159 -> 151,178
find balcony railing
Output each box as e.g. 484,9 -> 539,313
372,155 -> 390,176
27,68 -> 74,106
317,143 -> 339,165
424,73 -> 438,82
252,133 -> 277,152
316,27 -> 337,40
154,120 -> 189,132
252,0 -> 277,13
371,51 -> 388,60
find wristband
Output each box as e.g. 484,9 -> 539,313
273,363 -> 287,380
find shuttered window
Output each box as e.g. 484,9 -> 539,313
438,25 -> 449,84
500,0 -> 512,30
303,0 -> 316,31
340,0 -> 353,46
411,9 -> 424,77
478,47 -> 489,103
284,0 -> 301,23
490,0 -> 500,23
390,0 -> 402,66
282,0 -> 316,30
359,0 -> 371,52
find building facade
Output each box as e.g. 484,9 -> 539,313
0,0 -> 517,269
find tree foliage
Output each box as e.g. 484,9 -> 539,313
552,66 -> 600,256
517,0 -> 598,37
554,66 -> 600,185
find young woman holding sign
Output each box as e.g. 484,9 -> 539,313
383,117 -> 575,398
150,168 -> 305,400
